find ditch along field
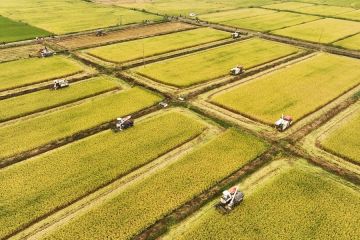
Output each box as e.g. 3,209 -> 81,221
199,8 -> 321,32
0,44 -> 46,63
0,56 -> 88,91
272,18 -> 360,44
132,38 -> 300,87
0,0 -> 162,34
210,53 -> 360,125
0,110 -> 210,239
96,0 -> 277,16
320,107 -> 360,163
0,86 -> 162,163
0,75 -> 120,122
53,22 -> 196,50
84,27 -> 229,64
40,128 -> 268,240
0,15 -> 50,43
164,158 -> 360,240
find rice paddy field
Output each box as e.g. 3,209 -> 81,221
1,0 -> 360,239
321,109 -> 360,163
210,53 -> 360,124
164,159 -> 360,240
134,38 -> 300,87
0,56 -> 86,91
85,27 -> 229,63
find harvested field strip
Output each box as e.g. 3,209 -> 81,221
0,111 -> 206,239
0,15 -> 50,43
85,28 -> 229,64
211,53 -> 360,125
54,22 -> 196,50
0,0 -> 162,34
134,38 -> 299,87
0,44 -> 44,63
272,18 -> 360,44
0,56 -> 85,91
0,76 -> 120,122
333,33 -> 360,51
43,129 -> 268,240
320,108 -> 360,163
165,159 -> 360,240
0,87 -> 162,161
200,9 -> 320,32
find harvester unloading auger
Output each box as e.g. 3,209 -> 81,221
215,186 -> 244,214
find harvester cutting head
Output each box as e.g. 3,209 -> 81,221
275,114 -> 293,131
115,116 -> 134,132
230,65 -> 244,75
53,79 -> 69,90
215,186 -> 244,214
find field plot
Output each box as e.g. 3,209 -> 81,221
43,128 -> 268,240
299,0 -> 360,8
0,0 -> 161,34
320,109 -> 360,163
164,159 -> 360,240
133,38 -> 299,87
0,56 -> 86,91
0,87 -> 162,161
84,28 -> 229,64
0,111 -> 207,238
264,2 -> 357,18
211,53 -> 360,124
0,15 -> 50,43
0,76 -> 120,122
341,10 -> 360,21
272,18 -> 360,44
333,33 -> 360,50
0,44 -> 45,63
53,22 -> 195,50
96,0 -> 277,16
200,8 -> 320,32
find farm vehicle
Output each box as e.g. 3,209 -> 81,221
231,31 -> 241,39
114,115 -> 134,132
275,115 -> 293,131
216,186 -> 244,213
38,47 -> 55,58
95,30 -> 107,37
53,79 -> 69,90
230,65 -> 244,75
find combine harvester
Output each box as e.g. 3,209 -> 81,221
230,65 -> 244,75
39,47 -> 55,58
231,31 -> 241,39
275,114 -> 293,131
53,80 -> 69,90
114,116 -> 134,132
216,186 -> 244,214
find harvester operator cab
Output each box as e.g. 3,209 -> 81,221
53,80 -> 69,90
230,65 -> 244,75
115,116 -> 134,131
275,114 -> 293,131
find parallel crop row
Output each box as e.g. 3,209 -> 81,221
0,87 -> 162,160
0,75 -> 120,122
44,128 -> 268,240
0,111 -> 206,238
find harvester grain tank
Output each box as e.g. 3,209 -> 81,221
275,114 -> 293,131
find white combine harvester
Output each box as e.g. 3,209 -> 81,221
115,116 -> 134,131
39,47 -> 55,58
53,80 -> 69,90
231,31 -> 241,39
216,186 -> 244,213
230,65 -> 244,75
275,114 -> 293,131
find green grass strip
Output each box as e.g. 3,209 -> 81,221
0,87 -> 162,160
44,128 -> 268,240
0,76 -> 120,122
0,111 -> 206,238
